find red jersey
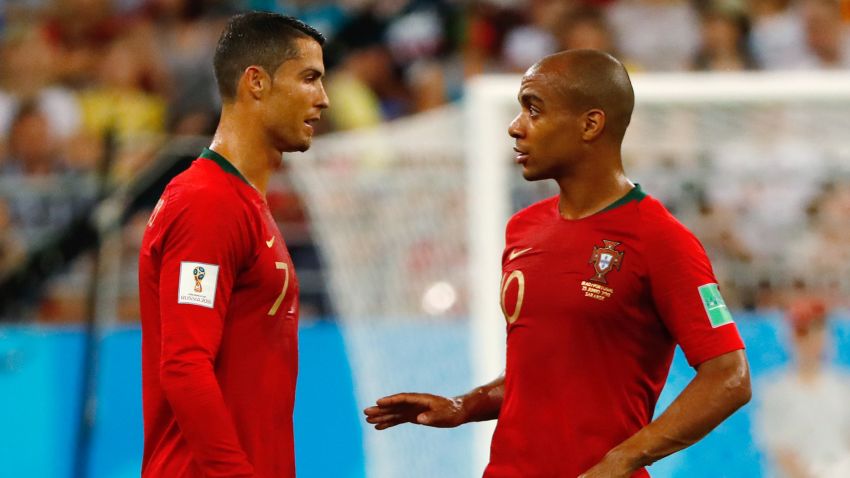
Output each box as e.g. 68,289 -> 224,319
485,185 -> 744,478
138,149 -> 300,478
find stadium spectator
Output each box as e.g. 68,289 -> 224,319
0,198 -> 25,279
43,0 -> 127,86
556,6 -> 622,60
755,297 -> 850,477
0,24 -> 81,148
3,101 -> 65,177
0,101 -> 94,242
464,2 -> 519,76
137,0 -> 227,134
749,0 -> 811,69
77,33 -> 168,140
801,0 -> 850,68
324,12 -> 408,130
692,1 -> 758,71
384,0 -> 461,112
684,187 -> 755,308
256,0 -> 350,41
499,0 -> 565,72
787,180 -> 850,306
606,0 -> 701,70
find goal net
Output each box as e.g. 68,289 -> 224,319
288,71 -> 850,478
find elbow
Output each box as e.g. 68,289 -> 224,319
158,359 -> 185,395
731,375 -> 752,409
724,359 -> 752,410
159,354 -> 214,395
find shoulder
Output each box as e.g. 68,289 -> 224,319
756,369 -> 794,394
507,195 -> 557,231
636,194 -> 703,247
160,160 -> 251,228
169,160 -> 242,206
821,367 -> 850,389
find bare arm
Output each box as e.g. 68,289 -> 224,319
580,349 -> 751,478
364,375 -> 504,429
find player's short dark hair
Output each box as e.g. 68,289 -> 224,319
213,11 -> 325,101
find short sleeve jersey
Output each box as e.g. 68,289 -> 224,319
138,149 -> 300,478
484,185 -> 744,478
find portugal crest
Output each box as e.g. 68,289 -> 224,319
588,240 -> 624,284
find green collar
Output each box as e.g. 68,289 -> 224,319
600,183 -> 646,213
200,148 -> 251,187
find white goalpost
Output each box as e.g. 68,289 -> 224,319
289,71 -> 850,478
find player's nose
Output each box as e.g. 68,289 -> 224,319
317,82 -> 330,110
508,114 -> 524,139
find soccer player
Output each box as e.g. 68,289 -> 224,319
138,12 -> 328,478
364,50 -> 751,478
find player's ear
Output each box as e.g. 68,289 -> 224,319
241,65 -> 270,100
582,109 -> 606,141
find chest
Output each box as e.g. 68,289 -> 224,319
235,203 -> 299,321
500,222 -> 648,327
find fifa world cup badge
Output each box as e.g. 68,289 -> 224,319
179,262 -> 219,308
193,266 -> 206,292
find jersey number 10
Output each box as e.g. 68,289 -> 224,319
500,270 -> 525,324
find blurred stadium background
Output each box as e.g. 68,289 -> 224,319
2,0 -> 850,477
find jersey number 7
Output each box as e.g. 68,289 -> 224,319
267,262 -> 290,316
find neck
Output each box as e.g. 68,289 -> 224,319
555,153 -> 632,220
209,104 -> 281,196
797,361 -> 822,383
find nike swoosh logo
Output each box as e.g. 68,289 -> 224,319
266,237 -> 275,248
508,247 -> 533,261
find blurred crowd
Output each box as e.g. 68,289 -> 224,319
0,0 -> 849,322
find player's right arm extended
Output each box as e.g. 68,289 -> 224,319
156,191 -> 255,477
364,375 -> 504,429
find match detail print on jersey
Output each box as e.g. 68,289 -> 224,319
178,261 -> 220,308
147,198 -> 166,227
698,283 -> 734,328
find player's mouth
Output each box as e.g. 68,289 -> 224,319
304,117 -> 320,134
513,146 -> 529,165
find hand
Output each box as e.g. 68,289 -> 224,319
578,453 -> 636,478
363,393 -> 467,430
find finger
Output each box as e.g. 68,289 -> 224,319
376,393 -> 433,407
375,393 -> 409,407
366,413 -> 404,424
375,393 -> 415,406
375,421 -> 401,430
364,404 -> 414,417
